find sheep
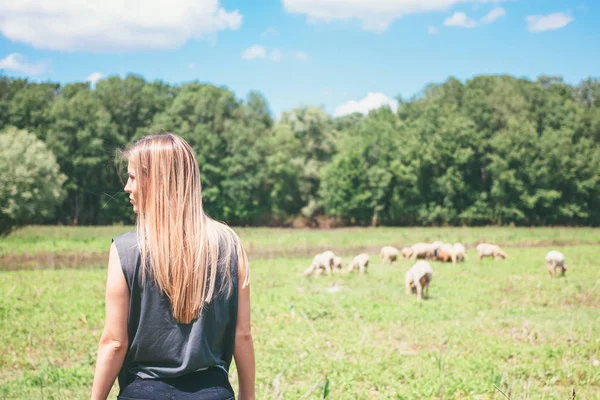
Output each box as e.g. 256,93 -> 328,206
332,256 -> 343,273
410,243 -> 438,260
439,242 -> 466,263
436,243 -> 457,264
322,251 -> 343,273
321,250 -> 335,259
431,241 -> 444,257
476,243 -> 508,261
545,250 -> 567,278
380,246 -> 400,264
405,261 -> 433,301
453,243 -> 466,262
401,247 -> 414,259
347,253 -> 369,275
304,251 -> 335,277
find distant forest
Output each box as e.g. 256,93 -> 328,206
1,74 -> 599,230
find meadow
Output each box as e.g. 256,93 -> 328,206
1,226 -> 599,399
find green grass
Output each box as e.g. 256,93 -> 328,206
1,228 -> 600,398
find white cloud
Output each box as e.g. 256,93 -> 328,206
242,46 -> 308,62
427,25 -> 439,34
290,50 -> 309,61
481,7 -> 505,23
270,49 -> 283,61
282,0 -> 499,32
334,92 -> 398,117
242,45 -> 267,60
0,53 -> 47,75
526,13 -> 573,32
0,0 -> 242,52
444,12 -> 477,28
86,72 -> 104,85
261,27 -> 279,38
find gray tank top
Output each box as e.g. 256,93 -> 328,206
112,232 -> 238,383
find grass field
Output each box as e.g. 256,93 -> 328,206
1,227 -> 599,399
0,226 -> 600,260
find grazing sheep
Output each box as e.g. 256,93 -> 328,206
436,243 -> 457,264
453,243 -> 466,263
347,253 -> 370,275
332,256 -> 343,273
321,250 -> 335,259
545,250 -> 567,278
476,243 -> 508,261
401,247 -> 414,259
380,246 -> 400,264
405,261 -> 433,301
411,243 -> 438,260
304,251 -> 335,277
322,251 -> 343,273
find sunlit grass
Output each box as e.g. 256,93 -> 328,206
1,232 -> 599,398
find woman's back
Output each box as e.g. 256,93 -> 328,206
91,133 -> 254,400
113,231 -> 239,386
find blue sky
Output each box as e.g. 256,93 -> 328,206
1,0 -> 598,117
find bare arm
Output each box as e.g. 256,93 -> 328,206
234,243 -> 255,400
91,242 -> 130,400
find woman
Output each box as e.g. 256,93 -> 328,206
91,133 -> 255,400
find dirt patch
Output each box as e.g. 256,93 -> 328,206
499,240 -> 600,248
244,240 -> 600,261
2,240 -> 599,270
0,252 -> 108,270
257,240 -> 599,259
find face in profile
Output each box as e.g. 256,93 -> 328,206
124,161 -> 139,214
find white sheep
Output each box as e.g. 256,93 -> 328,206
405,261 -> 433,301
322,251 -> 343,273
332,256 -> 343,273
453,243 -> 466,263
401,247 -> 413,259
476,243 -> 508,261
436,243 -> 458,264
436,243 -> 466,264
545,250 -> 567,278
380,246 -> 400,264
304,251 -> 335,277
321,250 -> 335,259
410,243 -> 438,260
347,253 -> 369,275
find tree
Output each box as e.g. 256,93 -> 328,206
6,81 -> 58,139
277,106 -> 338,224
95,74 -> 175,140
147,83 -> 273,223
46,88 -> 118,225
2,74 -> 600,227
0,127 -> 66,235
0,76 -> 27,131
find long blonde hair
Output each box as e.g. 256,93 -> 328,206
124,133 -> 249,324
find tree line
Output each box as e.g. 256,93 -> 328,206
1,73 -> 599,233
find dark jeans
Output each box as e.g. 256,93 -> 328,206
118,368 -> 235,400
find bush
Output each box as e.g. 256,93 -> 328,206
0,127 -> 66,235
